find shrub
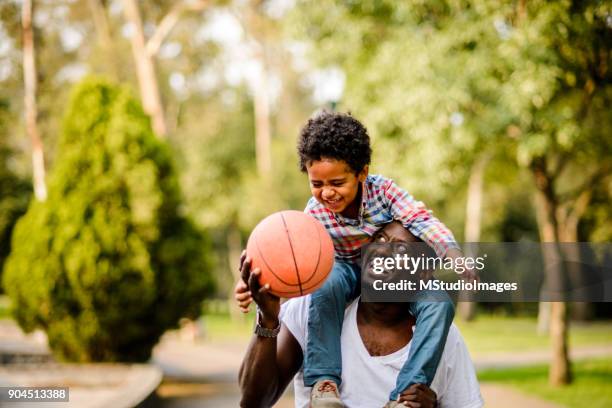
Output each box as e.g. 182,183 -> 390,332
0,98 -> 31,293
0,151 -> 31,292
3,77 -> 213,362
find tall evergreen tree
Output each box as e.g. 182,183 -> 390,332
3,77 -> 213,362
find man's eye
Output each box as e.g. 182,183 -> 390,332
397,244 -> 408,253
377,236 -> 387,243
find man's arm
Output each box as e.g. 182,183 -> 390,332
239,323 -> 303,407
237,258 -> 304,408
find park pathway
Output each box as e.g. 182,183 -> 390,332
152,332 -> 603,408
1,319 -> 608,407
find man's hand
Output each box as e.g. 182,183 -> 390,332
398,384 -> 437,408
234,250 -> 280,325
234,251 -> 253,313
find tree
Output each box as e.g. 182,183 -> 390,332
121,0 -> 209,138
0,100 -> 31,292
3,77 -> 213,362
21,0 -> 46,201
289,0 -> 611,385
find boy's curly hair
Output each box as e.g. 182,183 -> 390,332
297,111 -> 372,174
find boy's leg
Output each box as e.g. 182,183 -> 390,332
389,290 -> 455,400
304,260 -> 360,387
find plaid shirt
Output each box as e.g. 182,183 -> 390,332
305,174 -> 459,263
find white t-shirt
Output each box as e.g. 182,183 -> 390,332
280,297 -> 483,408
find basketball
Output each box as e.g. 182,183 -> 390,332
246,210 -> 335,298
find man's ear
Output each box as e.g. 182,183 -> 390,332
358,165 -> 369,182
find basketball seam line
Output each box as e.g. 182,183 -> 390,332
254,238 -> 296,286
295,220 -> 322,284
280,212 -> 303,296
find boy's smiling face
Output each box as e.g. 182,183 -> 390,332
306,158 -> 368,217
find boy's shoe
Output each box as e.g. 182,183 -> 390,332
310,380 -> 344,407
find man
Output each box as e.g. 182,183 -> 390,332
237,222 -> 483,408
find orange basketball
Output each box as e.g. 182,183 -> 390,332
246,210 -> 335,298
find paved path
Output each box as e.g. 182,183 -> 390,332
479,384 -> 562,408
151,333 -> 594,408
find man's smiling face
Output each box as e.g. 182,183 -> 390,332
362,222 -> 416,284
363,221 -> 437,287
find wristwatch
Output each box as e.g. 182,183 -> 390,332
254,310 -> 281,338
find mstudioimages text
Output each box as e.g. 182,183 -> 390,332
372,279 -> 519,293
370,253 -> 487,275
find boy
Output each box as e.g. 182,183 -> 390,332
238,111 -> 466,408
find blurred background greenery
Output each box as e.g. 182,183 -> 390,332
0,0 -> 610,406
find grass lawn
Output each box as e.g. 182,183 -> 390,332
455,315 -> 612,354
478,358 -> 612,408
199,307 -> 256,343
200,311 -> 612,353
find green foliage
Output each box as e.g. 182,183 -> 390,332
289,0 -> 611,238
175,90 -> 257,230
2,77 -> 213,362
0,99 -> 31,291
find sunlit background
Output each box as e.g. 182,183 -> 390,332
0,0 -> 610,407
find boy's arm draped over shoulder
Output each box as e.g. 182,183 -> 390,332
383,178 -> 459,257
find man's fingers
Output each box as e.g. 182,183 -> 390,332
248,268 -> 262,294
239,250 -> 246,266
258,282 -> 271,295
240,256 -> 252,284
400,384 -> 421,396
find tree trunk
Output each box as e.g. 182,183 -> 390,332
87,0 -> 118,79
458,153 -> 490,321
253,63 -> 272,177
534,178 -> 556,334
531,162 -> 572,385
241,0 -> 272,177
558,192 -> 593,321
550,301 -> 571,384
122,0 -> 167,138
22,0 -> 47,202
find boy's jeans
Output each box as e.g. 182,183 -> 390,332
304,260 -> 455,401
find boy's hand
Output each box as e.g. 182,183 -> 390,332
445,248 -> 480,284
398,384 -> 437,408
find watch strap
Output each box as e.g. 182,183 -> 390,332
254,312 -> 280,338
